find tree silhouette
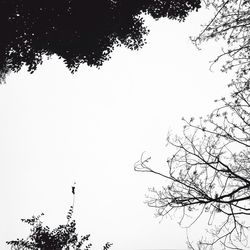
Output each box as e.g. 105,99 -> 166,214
135,75 -> 250,249
0,0 -> 201,82
6,186 -> 113,250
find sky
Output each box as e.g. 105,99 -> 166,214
0,7 -> 234,250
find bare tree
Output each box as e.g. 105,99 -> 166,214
135,76 -> 250,249
135,1 -> 250,248
192,0 -> 250,76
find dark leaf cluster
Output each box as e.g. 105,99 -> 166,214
7,213 -> 92,250
6,208 -> 112,250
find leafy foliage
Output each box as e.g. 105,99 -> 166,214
6,205 -> 112,250
6,213 -> 91,250
0,0 -> 201,82
103,242 -> 113,250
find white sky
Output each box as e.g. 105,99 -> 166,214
0,8 -> 233,250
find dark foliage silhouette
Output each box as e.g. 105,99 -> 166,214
6,186 -> 113,250
0,0 -> 201,82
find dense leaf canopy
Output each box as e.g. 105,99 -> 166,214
0,0 -> 201,81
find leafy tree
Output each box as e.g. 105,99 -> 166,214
0,0 -> 201,82
6,186 -> 113,250
135,75 -> 250,249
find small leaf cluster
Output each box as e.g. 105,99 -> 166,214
6,208 -> 112,250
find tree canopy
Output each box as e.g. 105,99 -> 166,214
0,0 -> 201,82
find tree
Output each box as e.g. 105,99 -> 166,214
192,0 -> 250,77
0,0 -> 201,82
135,1 -> 250,248
135,75 -> 250,249
6,186 -> 113,250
